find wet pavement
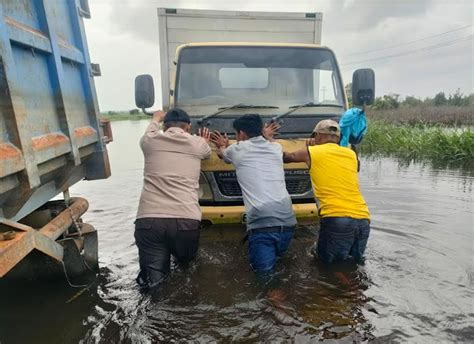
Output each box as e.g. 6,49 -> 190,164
1,120 -> 472,343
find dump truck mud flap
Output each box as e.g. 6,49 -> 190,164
59,224 -> 99,277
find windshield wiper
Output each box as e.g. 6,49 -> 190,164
272,102 -> 344,122
198,104 -> 279,125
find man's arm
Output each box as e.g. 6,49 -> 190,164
283,138 -> 315,166
144,110 -> 166,136
283,148 -> 311,166
263,121 -> 312,166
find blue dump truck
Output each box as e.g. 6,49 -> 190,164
0,0 -> 111,280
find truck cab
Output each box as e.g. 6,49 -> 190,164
135,9 -> 374,225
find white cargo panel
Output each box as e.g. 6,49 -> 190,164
157,8 -> 323,109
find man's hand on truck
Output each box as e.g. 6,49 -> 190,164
198,127 -> 211,144
153,110 -> 166,123
263,121 -> 281,142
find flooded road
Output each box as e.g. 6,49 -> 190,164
1,120 -> 473,343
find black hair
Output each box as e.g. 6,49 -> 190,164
232,114 -> 263,138
163,108 -> 191,125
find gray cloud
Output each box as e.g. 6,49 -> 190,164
86,0 -> 472,110
107,0 -> 436,43
108,1 -> 159,43
327,0 -> 434,31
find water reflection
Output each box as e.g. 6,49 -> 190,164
78,226 -> 375,343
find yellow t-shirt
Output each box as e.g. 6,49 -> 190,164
308,143 -> 370,219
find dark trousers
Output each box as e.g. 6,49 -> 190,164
248,227 -> 295,273
134,218 -> 200,288
316,217 -> 370,264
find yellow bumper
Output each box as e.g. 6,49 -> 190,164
201,203 -> 318,225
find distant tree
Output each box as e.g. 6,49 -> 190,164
129,109 -> 140,115
402,95 -> 423,107
107,111 -> 118,116
433,92 -> 447,106
423,96 -> 435,106
372,94 -> 400,110
447,89 -> 468,106
467,94 -> 474,106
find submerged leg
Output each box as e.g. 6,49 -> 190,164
134,219 -> 171,288
248,232 -> 278,274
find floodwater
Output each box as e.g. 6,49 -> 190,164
1,120 -> 473,343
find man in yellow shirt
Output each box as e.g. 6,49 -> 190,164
280,120 -> 370,264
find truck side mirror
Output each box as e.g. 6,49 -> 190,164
352,69 -> 375,106
135,74 -> 155,109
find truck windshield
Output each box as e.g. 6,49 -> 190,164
175,46 -> 344,112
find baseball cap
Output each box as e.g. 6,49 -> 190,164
312,119 -> 341,137
163,108 -> 191,124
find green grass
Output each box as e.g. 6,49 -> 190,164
360,120 -> 474,167
101,113 -> 149,121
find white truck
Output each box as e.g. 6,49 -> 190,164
135,8 -> 375,225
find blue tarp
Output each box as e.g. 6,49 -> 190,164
339,108 -> 368,147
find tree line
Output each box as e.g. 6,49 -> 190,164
345,84 -> 473,110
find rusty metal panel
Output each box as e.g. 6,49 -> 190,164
0,0 -> 111,222
0,143 -> 25,177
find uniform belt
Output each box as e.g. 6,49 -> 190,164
249,225 -> 295,234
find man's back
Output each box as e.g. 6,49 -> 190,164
137,122 -> 211,220
308,143 -> 369,219
224,136 -> 297,230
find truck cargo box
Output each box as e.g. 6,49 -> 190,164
157,8 -> 323,109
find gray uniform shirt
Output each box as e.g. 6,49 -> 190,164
223,136 -> 297,230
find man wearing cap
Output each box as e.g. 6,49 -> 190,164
134,108 -> 211,288
276,119 -> 370,264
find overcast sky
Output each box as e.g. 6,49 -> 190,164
84,0 -> 473,111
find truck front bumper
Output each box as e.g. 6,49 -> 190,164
201,203 -> 318,225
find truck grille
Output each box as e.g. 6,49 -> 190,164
214,170 -> 311,197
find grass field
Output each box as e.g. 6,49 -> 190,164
367,105 -> 473,126
360,121 -> 473,166
101,113 -> 150,121
362,106 -> 473,166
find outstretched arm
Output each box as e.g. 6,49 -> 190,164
283,148 -> 310,166
283,138 -> 315,166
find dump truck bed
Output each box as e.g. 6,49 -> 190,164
0,0 -> 110,222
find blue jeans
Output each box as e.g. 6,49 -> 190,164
248,228 -> 295,273
317,217 -> 370,264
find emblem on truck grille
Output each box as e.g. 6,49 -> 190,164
214,170 -> 311,197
